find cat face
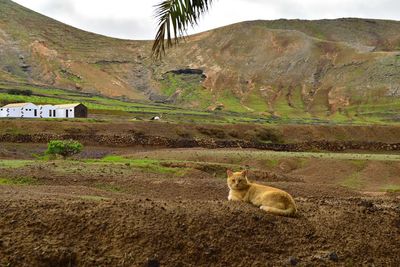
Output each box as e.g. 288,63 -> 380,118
227,170 -> 249,190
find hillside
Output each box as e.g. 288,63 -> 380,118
1,0 -> 400,121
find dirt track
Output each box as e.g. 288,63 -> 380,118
0,152 -> 400,266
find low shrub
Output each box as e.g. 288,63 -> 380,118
256,128 -> 282,143
7,89 -> 33,96
196,126 -> 226,139
46,140 -> 83,159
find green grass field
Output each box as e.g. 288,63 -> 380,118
2,80 -> 400,125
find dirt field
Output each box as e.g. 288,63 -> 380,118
0,145 -> 399,266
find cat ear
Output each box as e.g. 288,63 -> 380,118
243,170 -> 251,183
226,169 -> 233,176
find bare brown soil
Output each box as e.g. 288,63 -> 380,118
0,147 -> 399,266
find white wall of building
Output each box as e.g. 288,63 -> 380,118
4,107 -> 22,117
56,108 -> 75,118
38,105 -> 56,118
0,107 -> 6,117
20,103 -> 38,118
0,103 -> 38,118
0,103 -> 82,119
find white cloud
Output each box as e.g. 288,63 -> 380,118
12,0 -> 400,40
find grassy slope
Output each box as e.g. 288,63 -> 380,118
0,81 -> 280,124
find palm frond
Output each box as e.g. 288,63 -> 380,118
152,0 -> 213,59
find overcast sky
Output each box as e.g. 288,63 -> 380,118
12,0 -> 400,40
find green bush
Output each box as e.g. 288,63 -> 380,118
7,89 -> 33,96
46,140 -> 83,159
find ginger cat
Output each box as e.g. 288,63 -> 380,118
227,170 -> 297,217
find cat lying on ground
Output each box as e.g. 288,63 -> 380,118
227,170 -> 297,217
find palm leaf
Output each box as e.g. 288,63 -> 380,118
152,0 -> 213,59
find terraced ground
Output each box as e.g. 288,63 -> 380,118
0,145 -> 399,266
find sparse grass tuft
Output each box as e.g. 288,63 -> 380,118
95,183 -> 122,193
350,160 -> 367,171
0,177 -> 38,185
340,173 -> 364,190
0,160 -> 33,168
87,156 -> 188,175
380,184 -> 400,193
265,158 -> 280,168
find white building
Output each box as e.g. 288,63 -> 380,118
0,103 -> 38,118
0,102 -> 88,118
54,103 -> 87,118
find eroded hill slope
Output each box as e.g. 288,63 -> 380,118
1,0 -> 400,120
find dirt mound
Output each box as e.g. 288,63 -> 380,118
1,145 -> 400,266
1,191 -> 399,266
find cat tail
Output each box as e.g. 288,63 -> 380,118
260,205 -> 297,217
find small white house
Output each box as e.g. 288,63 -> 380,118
54,103 -> 88,118
0,102 -> 88,118
0,103 -> 38,118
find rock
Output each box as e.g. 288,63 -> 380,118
289,256 -> 298,265
147,259 -> 160,267
328,252 -> 339,262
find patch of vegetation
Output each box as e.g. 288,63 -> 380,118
350,160 -> 367,171
272,88 -> 307,118
242,91 -> 268,112
255,128 -> 283,143
196,126 -> 226,138
380,184 -> 400,193
160,73 -> 212,109
217,91 -> 248,113
88,156 -> 188,175
7,88 -> 32,96
2,80 -> 399,125
2,79 -> 400,124
176,128 -> 192,138
340,173 -> 364,190
46,140 -> 83,159
59,69 -> 82,83
95,183 -> 122,193
264,158 -> 280,168
0,177 -> 37,185
0,160 -> 33,168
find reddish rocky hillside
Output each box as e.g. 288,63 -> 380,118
1,0 -> 400,119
